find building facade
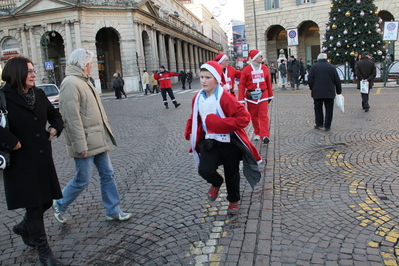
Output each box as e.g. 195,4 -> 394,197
244,0 -> 398,67
0,0 -> 226,93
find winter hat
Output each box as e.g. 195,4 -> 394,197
201,61 -> 223,84
249,50 -> 262,61
159,65 -> 165,69
214,53 -> 227,64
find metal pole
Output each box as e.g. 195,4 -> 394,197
252,0 -> 258,50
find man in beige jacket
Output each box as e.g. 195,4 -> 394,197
142,69 -> 150,95
53,48 -> 132,223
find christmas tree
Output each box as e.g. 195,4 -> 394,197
322,0 -> 384,64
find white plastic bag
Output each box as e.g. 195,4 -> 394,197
335,94 -> 344,112
360,80 -> 369,94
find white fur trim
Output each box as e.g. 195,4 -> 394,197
251,51 -> 262,61
217,54 -> 227,64
201,63 -> 221,84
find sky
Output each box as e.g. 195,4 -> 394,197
196,0 -> 245,29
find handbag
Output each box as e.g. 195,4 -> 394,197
335,94 -> 344,112
360,80 -> 369,94
0,88 -> 10,170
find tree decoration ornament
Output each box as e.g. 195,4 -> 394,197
353,43 -> 357,47
326,26 -> 330,31
332,24 -> 337,29
360,11 -> 365,16
375,9 -> 380,15
354,22 -> 357,26
350,51 -> 355,56
345,11 -> 351,17
371,44 -> 375,48
356,0 -> 361,3
343,29 -> 348,34
336,53 -> 340,56
337,41 -> 342,47
333,17 -> 336,21
377,50 -> 382,55
364,23 -> 368,26
361,41 -> 365,45
376,28 -> 381,33
354,32 -> 358,35
375,23 -> 379,28
330,36 -> 334,40
330,4 -> 334,8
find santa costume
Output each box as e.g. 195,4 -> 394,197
214,53 -> 241,97
238,50 -> 274,144
184,61 -> 262,215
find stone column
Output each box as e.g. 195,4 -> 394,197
182,41 -> 189,71
168,36 -> 177,72
193,45 -> 199,78
63,20 -> 73,56
188,43 -> 195,72
176,39 -> 183,72
158,33 -> 167,67
19,25 -> 29,56
150,27 -> 159,71
73,20 -> 82,49
29,27 -> 38,66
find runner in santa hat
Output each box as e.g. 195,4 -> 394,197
214,53 -> 241,97
184,61 -> 262,215
238,49 -> 273,144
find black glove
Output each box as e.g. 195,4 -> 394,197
268,99 -> 272,103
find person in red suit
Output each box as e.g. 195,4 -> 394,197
214,53 -> 241,97
154,65 -> 181,109
184,61 -> 262,215
238,50 -> 273,144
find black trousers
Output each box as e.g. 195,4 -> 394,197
314,98 -> 334,129
361,93 -> 370,109
271,73 -> 277,84
161,88 -> 177,105
198,137 -> 242,203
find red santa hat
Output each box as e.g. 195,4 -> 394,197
201,61 -> 223,84
214,53 -> 227,64
249,50 -> 262,61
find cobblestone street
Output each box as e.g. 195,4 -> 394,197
1,79 -> 399,266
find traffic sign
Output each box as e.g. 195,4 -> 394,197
44,62 -> 54,71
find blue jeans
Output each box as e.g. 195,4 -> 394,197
55,152 -> 121,217
281,76 -> 286,85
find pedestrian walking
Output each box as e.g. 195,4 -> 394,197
113,73 -> 123,99
151,70 -> 159,93
299,58 -> 307,85
355,52 -> 376,112
118,73 -> 127,98
142,70 -> 150,95
288,55 -> 301,91
214,53 -> 241,96
154,65 -> 181,109
187,70 -> 193,89
278,59 -> 287,90
238,49 -> 274,144
54,48 -> 132,224
179,69 -> 187,89
0,56 -> 64,266
184,61 -> 262,215
307,53 -> 342,131
269,62 -> 277,84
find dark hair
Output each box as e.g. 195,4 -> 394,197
2,56 -> 33,91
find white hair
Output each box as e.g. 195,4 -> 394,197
317,53 -> 328,60
68,48 -> 94,70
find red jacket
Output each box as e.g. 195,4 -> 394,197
238,63 -> 273,104
154,71 -> 179,89
221,66 -> 241,95
184,87 -> 262,164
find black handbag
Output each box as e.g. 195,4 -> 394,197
0,88 -> 10,170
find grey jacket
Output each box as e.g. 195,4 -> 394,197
59,65 -> 116,158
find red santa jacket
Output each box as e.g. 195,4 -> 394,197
184,86 -> 262,165
238,63 -> 273,104
154,71 -> 179,89
221,66 -> 241,95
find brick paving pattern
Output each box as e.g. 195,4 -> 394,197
1,79 -> 399,265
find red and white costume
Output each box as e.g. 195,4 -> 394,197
238,51 -> 273,140
154,71 -> 179,89
184,86 -> 262,166
214,53 -> 241,96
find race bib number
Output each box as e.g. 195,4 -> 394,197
205,133 -> 231,143
251,70 -> 264,83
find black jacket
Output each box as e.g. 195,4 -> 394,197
308,59 -> 342,99
355,57 -> 376,90
0,84 -> 63,209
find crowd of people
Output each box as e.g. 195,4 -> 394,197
0,47 -> 377,265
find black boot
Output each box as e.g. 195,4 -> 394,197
164,102 -> 169,109
13,215 -> 35,247
173,101 -> 181,108
27,211 -> 62,266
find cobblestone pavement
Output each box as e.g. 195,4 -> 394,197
1,79 -> 399,265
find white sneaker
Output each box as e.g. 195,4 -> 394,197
254,135 -> 260,141
106,212 -> 132,221
53,200 -> 67,224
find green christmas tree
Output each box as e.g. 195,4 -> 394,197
322,0 -> 384,64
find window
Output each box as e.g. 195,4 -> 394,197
296,0 -> 315,4
265,0 -> 279,10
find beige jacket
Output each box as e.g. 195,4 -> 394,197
142,71 -> 149,84
59,65 -> 116,158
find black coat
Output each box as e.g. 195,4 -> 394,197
355,57 -> 376,90
308,59 -> 342,99
0,84 -> 63,210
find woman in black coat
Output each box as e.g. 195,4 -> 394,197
0,56 -> 63,266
